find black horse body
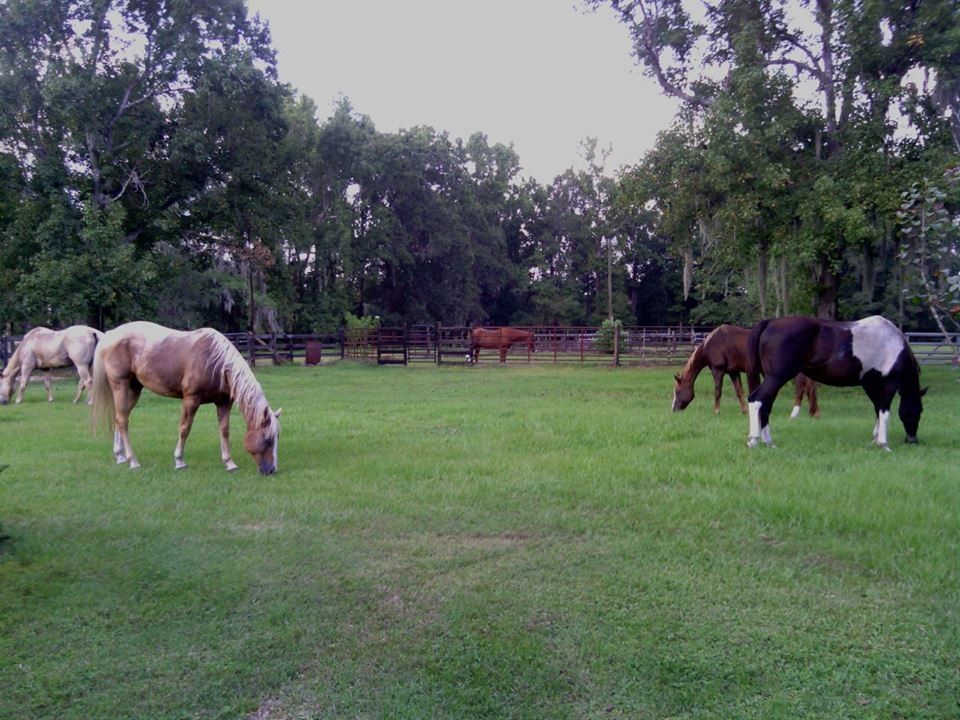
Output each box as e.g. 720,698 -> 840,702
745,315 -> 924,449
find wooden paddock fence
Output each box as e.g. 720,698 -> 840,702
2,327 -> 958,370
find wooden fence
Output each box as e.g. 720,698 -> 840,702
2,327 -> 958,369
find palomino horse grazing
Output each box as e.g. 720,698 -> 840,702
672,324 -> 819,417
470,327 -> 535,365
0,325 -> 103,405
91,321 -> 281,474
746,315 -> 925,450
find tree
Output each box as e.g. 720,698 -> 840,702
588,0 -> 960,319
0,0 -> 280,327
897,167 -> 960,356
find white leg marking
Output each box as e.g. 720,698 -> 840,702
747,401 -> 762,447
174,438 -> 187,469
761,425 -> 775,447
790,405 -> 801,419
875,410 -> 891,451
113,430 -> 127,464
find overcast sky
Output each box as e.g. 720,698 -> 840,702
244,0 -> 678,183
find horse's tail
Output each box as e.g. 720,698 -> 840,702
81,328 -> 104,369
746,319 -> 770,395
89,342 -> 115,433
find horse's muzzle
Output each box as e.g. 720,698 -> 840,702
258,461 -> 276,475
0,399 -> 7,406
905,435 -> 919,444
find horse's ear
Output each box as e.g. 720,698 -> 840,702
673,373 -> 681,383
274,407 -> 282,418
261,406 -> 272,427
920,386 -> 929,397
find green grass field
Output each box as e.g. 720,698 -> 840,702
1,362 -> 958,719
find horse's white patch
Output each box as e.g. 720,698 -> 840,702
748,401 -> 762,443
875,409 -> 890,448
760,425 -> 774,446
850,316 -> 904,377
790,405 -> 801,419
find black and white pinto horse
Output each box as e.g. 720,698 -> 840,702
746,315 -> 926,451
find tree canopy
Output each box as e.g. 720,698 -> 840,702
1,0 -> 957,333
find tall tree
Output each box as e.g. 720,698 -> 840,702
588,0 -> 960,319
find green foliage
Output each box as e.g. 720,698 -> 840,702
897,168 -> 960,335
1,0 -> 958,331
18,204 -> 156,326
593,318 -> 626,354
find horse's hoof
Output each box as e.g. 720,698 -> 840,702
129,461 -> 141,469
115,456 -> 128,464
747,437 -> 759,448
225,462 -> 238,472
175,460 -> 187,470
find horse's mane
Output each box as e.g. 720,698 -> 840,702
200,329 -> 270,425
678,328 -> 715,379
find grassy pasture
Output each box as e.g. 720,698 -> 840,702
0,362 -> 958,719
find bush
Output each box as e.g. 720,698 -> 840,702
594,318 -> 626,354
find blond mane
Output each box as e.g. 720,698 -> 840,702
199,329 -> 272,426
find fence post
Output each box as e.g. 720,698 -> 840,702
613,323 -> 621,367
338,327 -> 345,359
248,332 -> 256,367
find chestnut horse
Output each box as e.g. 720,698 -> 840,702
470,327 -> 534,364
0,325 -> 103,405
91,321 -> 281,474
746,315 -> 925,450
673,324 -> 818,417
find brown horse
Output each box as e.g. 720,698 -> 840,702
0,325 -> 103,405
470,327 -> 535,364
673,324 -> 819,416
91,321 -> 281,474
746,315 -> 924,450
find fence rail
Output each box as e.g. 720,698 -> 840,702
2,327 -> 958,370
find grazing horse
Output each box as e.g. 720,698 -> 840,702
673,324 -> 819,417
746,315 -> 925,450
0,325 -> 103,405
470,327 -> 535,365
91,321 -> 281,474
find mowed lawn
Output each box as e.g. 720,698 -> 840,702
0,361 -> 958,719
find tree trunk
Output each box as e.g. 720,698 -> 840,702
861,243 -> 875,299
780,255 -> 790,316
682,245 -> 694,300
757,245 -> 769,318
814,259 -> 838,319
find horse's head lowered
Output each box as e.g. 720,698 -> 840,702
244,406 -> 282,475
672,373 -> 693,411
0,372 -> 13,405
898,385 -> 927,444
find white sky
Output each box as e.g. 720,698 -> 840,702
245,0 -> 678,184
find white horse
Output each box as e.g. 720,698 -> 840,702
0,325 -> 104,405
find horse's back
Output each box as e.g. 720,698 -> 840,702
756,315 -> 904,386
98,322 -> 198,397
704,324 -> 751,370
